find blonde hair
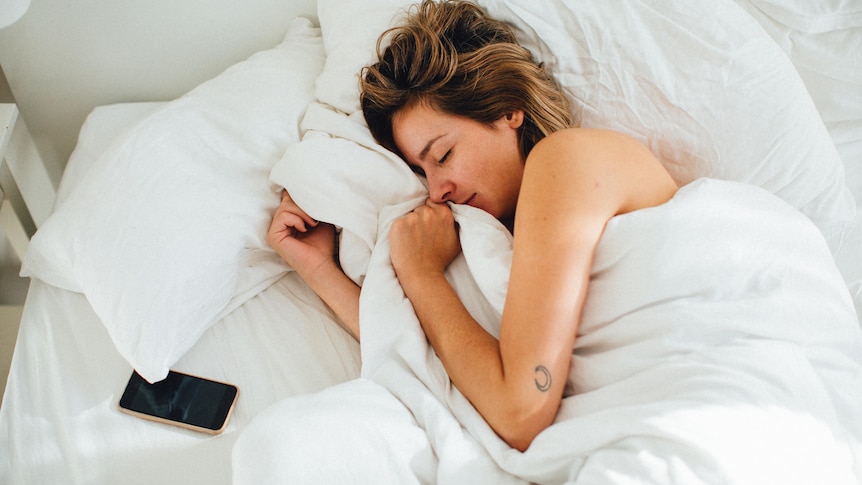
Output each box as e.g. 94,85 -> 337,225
360,0 -> 575,159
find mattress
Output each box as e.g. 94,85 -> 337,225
0,104 -> 360,484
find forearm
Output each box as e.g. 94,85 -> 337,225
299,261 -> 361,340
402,272 -> 503,387
400,272 -> 552,450
388,200 -> 562,449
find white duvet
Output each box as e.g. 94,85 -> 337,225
364,184 -> 862,484
265,104 -> 862,484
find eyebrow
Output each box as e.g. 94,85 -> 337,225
418,135 -> 444,160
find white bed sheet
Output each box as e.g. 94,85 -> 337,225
0,105 -> 361,484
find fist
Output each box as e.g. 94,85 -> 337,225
389,199 -> 461,281
266,190 -> 337,276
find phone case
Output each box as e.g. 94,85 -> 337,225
118,370 -> 239,435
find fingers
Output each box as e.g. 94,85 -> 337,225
267,192 -> 318,251
424,198 -> 450,212
275,211 -> 311,236
419,198 -> 456,227
278,189 -> 318,230
391,199 -> 455,232
389,200 -> 462,278
392,199 -> 460,241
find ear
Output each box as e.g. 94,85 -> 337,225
504,110 -> 525,129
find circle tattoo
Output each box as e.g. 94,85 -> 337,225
534,365 -> 552,392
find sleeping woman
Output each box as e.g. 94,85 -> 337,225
265,0 -> 677,452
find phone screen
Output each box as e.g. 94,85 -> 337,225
119,370 -> 238,433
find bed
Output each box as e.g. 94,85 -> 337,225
1,0 -> 861,483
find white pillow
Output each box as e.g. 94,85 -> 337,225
315,0 -> 410,115
313,0 -> 855,243
21,17 -> 325,383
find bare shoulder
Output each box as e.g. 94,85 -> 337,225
529,127 -> 657,166
522,127 -> 678,217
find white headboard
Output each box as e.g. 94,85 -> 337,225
0,0 -> 318,184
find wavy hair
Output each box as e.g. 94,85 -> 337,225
360,0 -> 575,160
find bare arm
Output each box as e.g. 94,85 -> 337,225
390,128 -> 677,451
266,190 -> 361,339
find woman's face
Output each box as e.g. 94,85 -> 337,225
392,102 -> 526,221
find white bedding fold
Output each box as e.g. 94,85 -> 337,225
271,102 -> 427,285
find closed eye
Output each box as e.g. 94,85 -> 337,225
438,150 -> 451,165
408,149 -> 449,177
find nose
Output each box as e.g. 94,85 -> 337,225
428,176 -> 454,204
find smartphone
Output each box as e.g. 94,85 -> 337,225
118,369 -> 239,435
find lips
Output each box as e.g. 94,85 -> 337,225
463,194 -> 477,207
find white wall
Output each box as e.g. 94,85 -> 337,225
0,0 -> 318,179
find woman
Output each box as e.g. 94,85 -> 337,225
266,0 -> 677,452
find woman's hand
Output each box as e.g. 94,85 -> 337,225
266,190 -> 337,278
389,199 -> 461,288
266,189 -> 361,339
